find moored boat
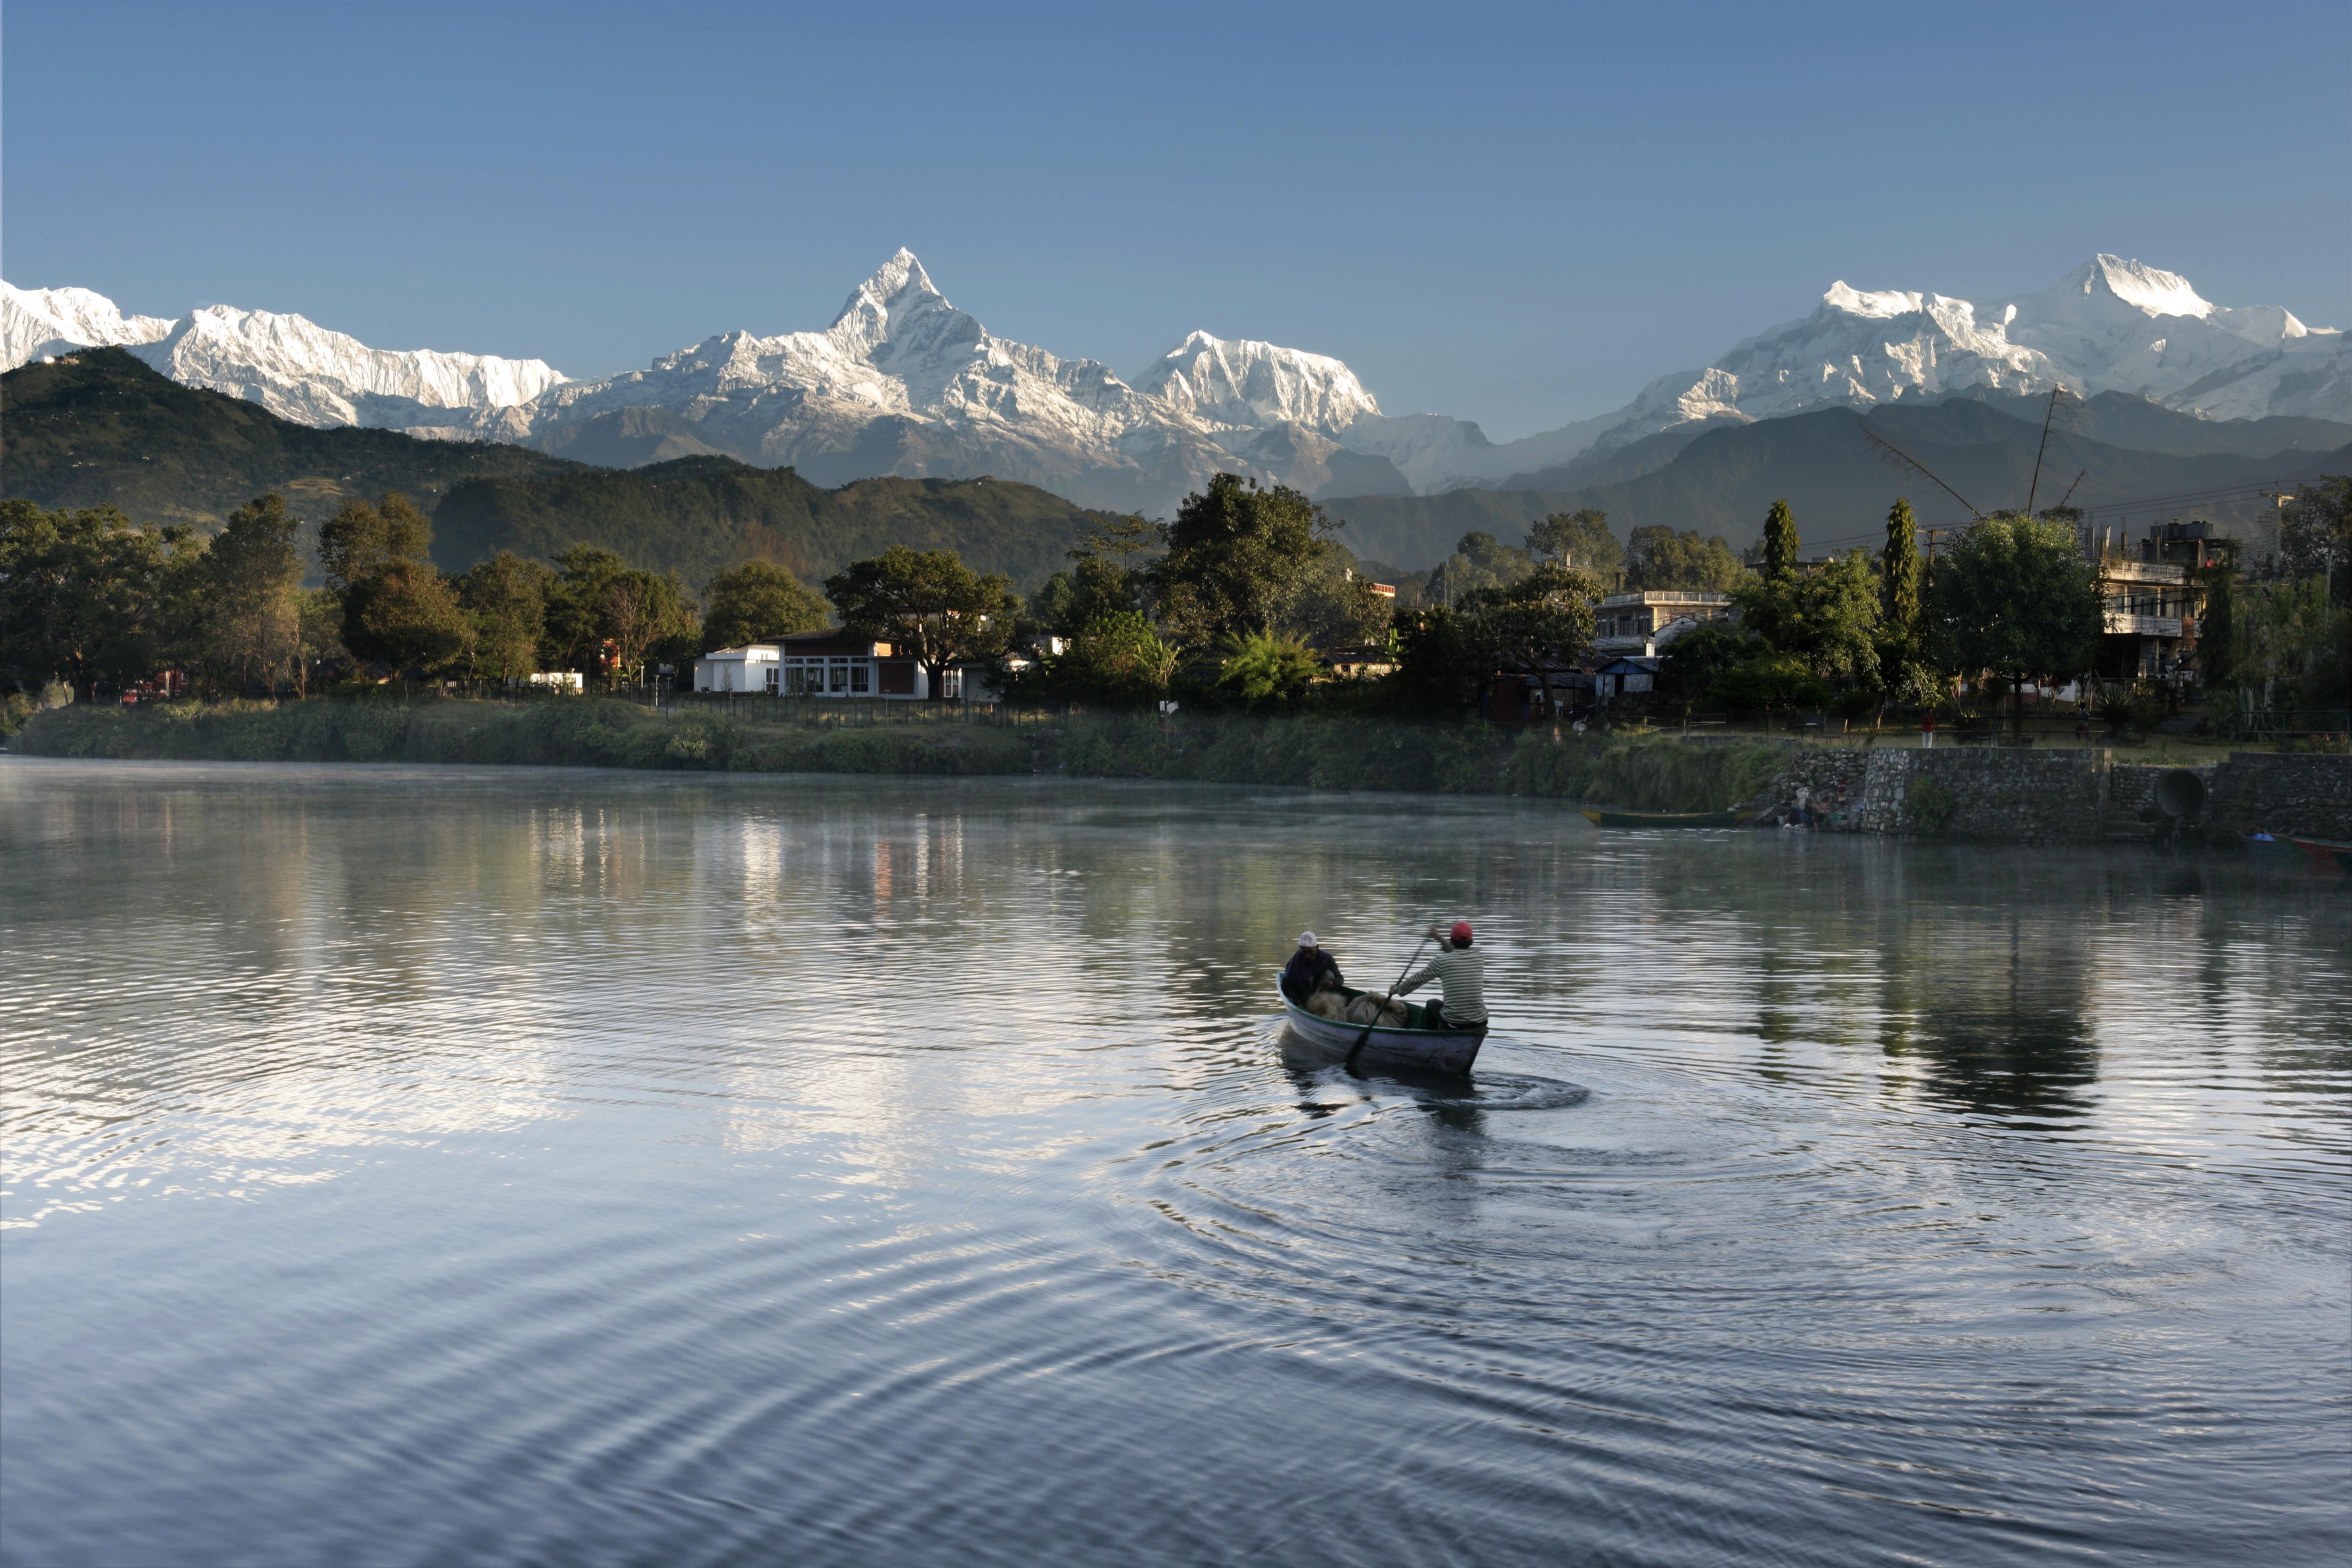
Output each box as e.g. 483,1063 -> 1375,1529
2289,836 -> 2352,874
1278,983 -> 1486,1075
1578,807 -> 1759,829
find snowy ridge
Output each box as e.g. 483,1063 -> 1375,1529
3,283 -> 173,367
1,283 -> 564,429
5,251 -> 2341,514
1545,254 -> 2347,474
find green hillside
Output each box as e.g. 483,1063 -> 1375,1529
0,347 -> 588,529
1327,399 -> 2352,567
3,349 -> 1124,589
433,459 -> 1122,589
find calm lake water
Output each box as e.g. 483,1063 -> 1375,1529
3,758 -> 2347,1568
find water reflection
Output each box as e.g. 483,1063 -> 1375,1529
2,760 -> 2346,1568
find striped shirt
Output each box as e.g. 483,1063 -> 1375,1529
1398,947 -> 1486,1023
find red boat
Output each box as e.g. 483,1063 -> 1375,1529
2290,836 -> 2352,874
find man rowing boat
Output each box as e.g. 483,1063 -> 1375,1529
1386,922 -> 1486,1033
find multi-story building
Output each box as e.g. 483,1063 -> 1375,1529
1590,590 -> 1733,656
2091,521 -> 2231,684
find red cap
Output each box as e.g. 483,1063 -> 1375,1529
1450,921 -> 1474,945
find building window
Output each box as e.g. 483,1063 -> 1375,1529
829,660 -> 849,694
765,666 -> 779,694
849,662 -> 870,694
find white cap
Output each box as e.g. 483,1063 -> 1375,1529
1298,931 -> 1317,947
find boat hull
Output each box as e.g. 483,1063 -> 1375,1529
2290,836 -> 2352,874
1579,808 -> 1756,828
1279,985 -> 1486,1075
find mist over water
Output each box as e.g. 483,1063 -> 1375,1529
3,759 -> 2345,1568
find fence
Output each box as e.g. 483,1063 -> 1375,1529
2212,708 -> 2352,744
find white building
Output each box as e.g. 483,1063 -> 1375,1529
692,645 -> 782,692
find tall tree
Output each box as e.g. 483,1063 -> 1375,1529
0,499 -> 200,699
2277,474 -> 2350,603
1526,509 -> 1622,580
318,492 -> 433,594
321,492 -> 468,673
199,492 -> 305,695
1150,475 -> 1372,647
1928,514 -> 2105,738
701,560 -> 827,649
1622,526 -> 1749,593
457,552 -> 555,682
825,547 -> 1019,700
1760,498 -> 1800,584
1872,498 -> 1939,724
602,570 -> 697,685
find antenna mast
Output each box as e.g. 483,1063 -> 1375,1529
2025,384 -> 2071,517
1859,418 -> 1983,520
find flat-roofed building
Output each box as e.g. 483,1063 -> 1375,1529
1592,590 -> 1733,655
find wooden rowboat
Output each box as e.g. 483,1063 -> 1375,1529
2290,836 -> 2352,874
1278,983 -> 1486,1075
1578,807 -> 1759,829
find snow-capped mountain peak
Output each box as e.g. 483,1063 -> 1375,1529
1135,330 -> 1383,433
2,282 -> 174,368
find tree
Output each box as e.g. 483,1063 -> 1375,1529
1031,514 -> 1156,636
0,499 -> 200,699
1421,530 -> 1538,608
1526,509 -> 1621,581
1384,607 -> 1484,715
1150,475 -> 1367,647
602,570 -> 697,685
701,560 -> 826,649
457,552 -> 555,682
345,563 -> 470,672
1658,619 -> 1754,719
543,545 -> 629,674
1732,548 -> 1877,680
2277,474 -> 2350,603
198,492 -> 305,695
1760,498 -> 1800,583
1711,653 -> 1829,729
1029,611 -> 1179,702
294,589 -> 347,695
825,546 -> 1019,700
318,491 -> 433,595
1469,600 -> 1593,724
1217,630 -> 1323,708
321,492 -> 468,673
1928,513 -> 2104,738
1622,526 -> 1749,592
1871,498 -> 1937,727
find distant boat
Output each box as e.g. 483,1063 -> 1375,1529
2290,836 -> 2352,874
1578,807 -> 1759,829
1278,984 -> 1486,1075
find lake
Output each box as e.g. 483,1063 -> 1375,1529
2,758 -> 2346,1567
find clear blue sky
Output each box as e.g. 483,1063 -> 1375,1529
7,0 -> 2345,440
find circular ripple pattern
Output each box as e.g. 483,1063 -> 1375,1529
2,760 -> 2346,1568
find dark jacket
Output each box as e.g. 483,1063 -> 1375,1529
1281,947 -> 1343,1003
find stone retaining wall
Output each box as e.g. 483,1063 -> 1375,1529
1756,746 -> 2350,843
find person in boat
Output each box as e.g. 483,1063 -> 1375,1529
1281,931 -> 1344,1004
1388,922 -> 1487,1033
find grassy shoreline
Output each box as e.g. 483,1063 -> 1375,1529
10,697 -> 1791,812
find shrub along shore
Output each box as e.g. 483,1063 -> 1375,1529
9,697 -> 1789,813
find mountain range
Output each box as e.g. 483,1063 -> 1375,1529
0,349 -> 1119,589
8,253 -> 2345,524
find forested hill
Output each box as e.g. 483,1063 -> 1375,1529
1325,398 -> 2352,568
3,348 -> 1124,588
435,460 -> 1124,589
1,348 -> 587,528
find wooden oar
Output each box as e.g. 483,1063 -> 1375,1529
1347,934 -> 1430,1071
